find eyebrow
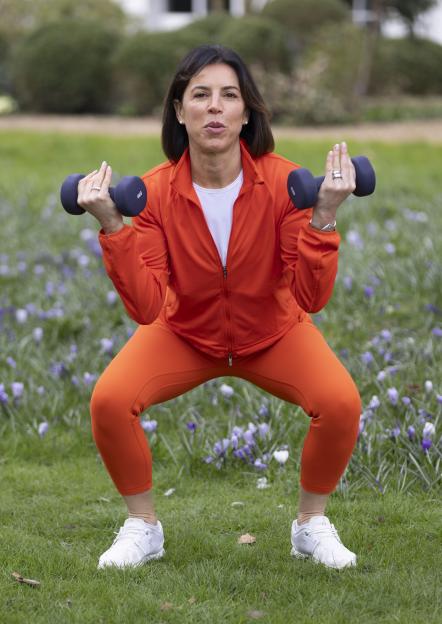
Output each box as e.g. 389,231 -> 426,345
191,85 -> 240,91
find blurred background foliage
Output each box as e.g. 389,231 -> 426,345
0,0 -> 441,124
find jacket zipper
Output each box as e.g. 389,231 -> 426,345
223,264 -> 233,366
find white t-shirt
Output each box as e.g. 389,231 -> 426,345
193,169 -> 243,267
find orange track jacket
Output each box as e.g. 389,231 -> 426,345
98,139 -> 341,367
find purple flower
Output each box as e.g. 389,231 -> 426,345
100,338 -> 114,355
391,425 -> 400,439
231,434 -> 239,449
402,396 -> 411,406
233,448 -> 246,460
213,438 -> 230,456
83,372 -> 97,385
380,329 -> 392,341
346,230 -> 364,249
107,291 -> 118,305
431,327 -> 442,337
253,458 -> 268,470
407,425 -> 415,440
437,394 -> 442,404
141,419 -> 157,432
11,382 -> 24,399
186,421 -> 197,432
361,351 -> 374,366
421,438 -> 432,452
33,327 -> 43,343
38,421 -> 49,438
368,395 -> 380,410
204,455 -> 214,464
15,308 -> 28,324
387,387 -> 399,405
0,384 -> 9,404
37,386 -> 45,395
7,356 -> 16,368
364,286 -> 375,299
258,422 -> 270,439
243,430 -> 255,446
232,426 -> 244,437
258,403 -> 269,417
343,275 -> 353,290
71,376 -> 79,386
50,361 -> 68,378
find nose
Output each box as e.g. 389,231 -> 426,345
207,93 -> 223,112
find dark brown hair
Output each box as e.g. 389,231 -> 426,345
161,44 -> 274,162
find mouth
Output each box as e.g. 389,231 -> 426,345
204,122 -> 226,128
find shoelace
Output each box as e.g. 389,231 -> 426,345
111,526 -> 154,551
302,523 -> 343,544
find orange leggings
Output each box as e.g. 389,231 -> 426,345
90,316 -> 361,496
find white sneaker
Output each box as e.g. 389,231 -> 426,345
97,518 -> 165,569
291,515 -> 357,570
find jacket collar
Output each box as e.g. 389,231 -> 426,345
170,138 -> 264,204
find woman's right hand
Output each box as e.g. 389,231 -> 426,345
77,161 -> 124,232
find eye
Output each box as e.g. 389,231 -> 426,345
225,93 -> 238,98
193,92 -> 206,98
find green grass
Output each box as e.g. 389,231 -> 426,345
1,432 -> 441,624
0,130 -> 441,622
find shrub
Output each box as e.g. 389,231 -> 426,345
11,18 -> 118,113
261,0 -> 350,48
369,37 -> 442,96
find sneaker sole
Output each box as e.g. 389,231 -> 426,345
97,547 -> 166,570
291,546 -> 356,570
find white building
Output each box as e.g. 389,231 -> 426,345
119,0 -> 442,44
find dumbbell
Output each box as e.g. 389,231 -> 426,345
60,174 -> 146,217
287,156 -> 376,210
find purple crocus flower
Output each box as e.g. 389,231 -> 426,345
343,275 -> 353,290
38,421 -> 49,437
243,429 -> 255,446
0,384 -> 9,404
83,372 -> 97,385
11,382 -> 24,399
33,327 -> 43,343
402,396 -> 411,406
231,434 -> 239,449
204,455 -> 214,463
407,426 -> 415,440
50,361 -> 67,378
258,403 -> 269,417
258,422 -> 270,439
100,338 -> 114,355
37,386 -> 45,395
7,356 -> 16,368
364,286 -> 375,299
422,438 -> 432,452
213,438 -> 230,456
361,351 -> 374,365
107,291 -> 117,305
391,425 -> 400,439
432,327 -> 442,337
437,394 -> 442,404
387,387 -> 399,405
141,419 -> 158,432
368,395 -> 380,410
186,421 -> 197,432
254,458 -> 268,470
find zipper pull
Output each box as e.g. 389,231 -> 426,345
228,353 -> 232,366
223,266 -> 227,279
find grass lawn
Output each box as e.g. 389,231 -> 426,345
0,130 -> 441,623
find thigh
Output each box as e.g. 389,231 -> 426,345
92,317 -> 227,415
235,320 -> 360,415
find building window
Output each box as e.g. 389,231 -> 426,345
168,0 -> 192,11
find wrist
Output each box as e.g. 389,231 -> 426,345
309,218 -> 337,232
101,220 -> 124,235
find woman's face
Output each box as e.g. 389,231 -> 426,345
174,62 -> 249,154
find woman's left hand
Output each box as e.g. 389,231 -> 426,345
310,142 -> 356,229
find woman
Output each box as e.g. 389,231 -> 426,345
80,44 -> 361,571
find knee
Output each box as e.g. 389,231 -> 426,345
314,385 -> 362,438
90,379 -> 118,432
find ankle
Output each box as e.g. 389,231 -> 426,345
128,512 -> 158,526
297,512 -> 324,525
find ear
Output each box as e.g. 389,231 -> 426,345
173,99 -> 183,124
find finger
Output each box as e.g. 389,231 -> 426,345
324,149 -> 334,181
100,164 -> 112,192
78,169 -> 98,189
332,143 -> 340,173
340,142 -> 356,187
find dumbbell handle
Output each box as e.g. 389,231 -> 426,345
60,173 -> 146,217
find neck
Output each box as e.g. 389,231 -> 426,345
189,141 -> 242,188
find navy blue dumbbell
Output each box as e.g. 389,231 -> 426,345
287,156 -> 376,210
60,174 -> 146,217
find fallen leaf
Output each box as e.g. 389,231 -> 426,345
188,596 -> 197,604
99,497 -> 111,503
164,488 -> 175,497
160,602 -> 173,610
238,533 -> 256,544
231,501 -> 245,507
246,610 -> 267,619
11,572 -> 41,587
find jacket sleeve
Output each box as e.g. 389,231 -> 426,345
279,199 -> 340,313
98,184 -> 170,325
